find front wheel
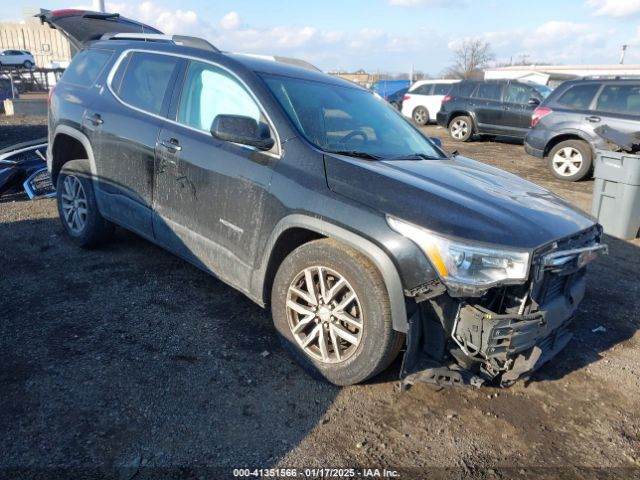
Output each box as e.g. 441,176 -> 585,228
547,140 -> 592,181
449,115 -> 473,142
23,60 -> 33,69
271,239 -> 404,386
56,159 -> 114,248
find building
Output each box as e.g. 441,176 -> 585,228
0,9 -> 73,68
484,64 -> 640,87
329,70 -> 375,87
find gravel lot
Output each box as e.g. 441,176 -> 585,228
1,116 -> 639,479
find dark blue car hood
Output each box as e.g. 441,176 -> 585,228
324,153 -> 595,250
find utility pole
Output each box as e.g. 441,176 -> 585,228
93,0 -> 106,12
620,45 -> 628,64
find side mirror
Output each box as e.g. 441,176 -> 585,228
211,114 -> 275,151
429,136 -> 443,148
528,97 -> 541,107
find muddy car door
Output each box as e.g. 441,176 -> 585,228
152,59 -> 279,289
93,51 -> 184,237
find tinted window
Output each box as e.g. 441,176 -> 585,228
595,84 -> 640,115
433,83 -> 452,95
61,49 -> 112,87
455,81 -> 479,97
177,61 -> 261,131
556,84 -> 600,109
117,52 -> 180,116
473,82 -> 503,101
412,84 -> 433,95
505,83 -> 536,104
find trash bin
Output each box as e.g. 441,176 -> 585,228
591,149 -> 640,239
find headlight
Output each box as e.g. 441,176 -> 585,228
387,216 -> 530,288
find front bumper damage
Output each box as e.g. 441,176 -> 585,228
400,227 -> 607,389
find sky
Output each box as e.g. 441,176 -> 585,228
4,0 -> 640,75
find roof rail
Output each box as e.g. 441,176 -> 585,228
100,32 -> 172,42
172,35 -> 220,53
98,32 -> 221,53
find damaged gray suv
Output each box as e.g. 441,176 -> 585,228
43,9 -> 607,388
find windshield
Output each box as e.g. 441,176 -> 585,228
261,74 -> 445,160
532,83 -> 553,99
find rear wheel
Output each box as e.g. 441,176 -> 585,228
449,115 -> 473,142
271,239 -> 403,386
547,140 -> 592,181
412,106 -> 429,126
56,159 -> 114,248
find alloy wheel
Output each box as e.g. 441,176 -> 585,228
552,147 -> 583,177
60,175 -> 88,234
451,119 -> 469,139
286,266 -> 363,364
414,108 -> 427,124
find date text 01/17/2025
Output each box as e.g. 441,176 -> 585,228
232,468 -> 401,478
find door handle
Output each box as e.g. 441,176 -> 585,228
88,113 -> 103,126
586,116 -> 601,123
160,138 -> 182,152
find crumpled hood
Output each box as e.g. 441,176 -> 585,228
324,153 -> 595,250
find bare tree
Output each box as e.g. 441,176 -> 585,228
446,39 -> 494,79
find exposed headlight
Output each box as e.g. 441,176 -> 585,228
387,216 -> 530,288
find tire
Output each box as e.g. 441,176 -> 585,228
547,140 -> 592,182
271,238 -> 404,386
56,159 -> 114,248
449,115 -> 473,142
23,60 -> 33,69
412,106 -> 429,126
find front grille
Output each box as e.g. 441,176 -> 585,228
531,225 -> 600,304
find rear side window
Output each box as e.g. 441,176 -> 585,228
411,84 -> 433,95
556,84 -> 600,109
114,52 -> 181,116
454,82 -> 478,97
595,84 -> 640,115
473,82 -> 503,101
61,49 -> 112,87
433,83 -> 452,95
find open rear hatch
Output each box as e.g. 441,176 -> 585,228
37,8 -> 163,49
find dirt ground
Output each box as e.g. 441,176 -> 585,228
1,117 -> 639,479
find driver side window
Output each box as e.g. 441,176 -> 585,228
505,83 -> 536,104
177,61 -> 261,132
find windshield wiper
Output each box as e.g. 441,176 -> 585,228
386,153 -> 442,161
326,150 -> 382,160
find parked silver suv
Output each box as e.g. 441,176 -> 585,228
525,79 -> 640,181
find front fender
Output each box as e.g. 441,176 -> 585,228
253,214 -> 411,333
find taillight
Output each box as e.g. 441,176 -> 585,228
531,107 -> 552,127
403,95 -> 411,101
47,86 -> 55,105
441,95 -> 452,106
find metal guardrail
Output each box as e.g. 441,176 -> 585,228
0,66 -> 65,96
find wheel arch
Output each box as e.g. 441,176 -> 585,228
50,125 -> 97,185
543,132 -> 593,158
254,215 -> 409,333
